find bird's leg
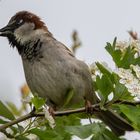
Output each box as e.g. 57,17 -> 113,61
48,106 -> 55,118
46,99 -> 56,117
85,100 -> 93,124
85,100 -> 93,115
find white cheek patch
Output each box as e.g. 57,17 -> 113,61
14,22 -> 35,44
14,23 -> 46,45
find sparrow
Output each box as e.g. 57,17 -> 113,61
0,11 -> 133,136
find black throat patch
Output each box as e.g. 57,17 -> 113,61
8,35 -> 43,62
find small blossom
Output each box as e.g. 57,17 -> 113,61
130,64 -> 140,79
116,68 -> 133,80
115,39 -> 140,55
90,63 -> 100,81
90,63 -> 99,75
90,62 -> 112,81
127,84 -> 140,98
21,96 -> 32,104
115,41 -> 129,52
116,68 -> 140,99
129,39 -> 140,52
43,105 -> 56,128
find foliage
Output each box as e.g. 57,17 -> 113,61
1,31 -> 140,140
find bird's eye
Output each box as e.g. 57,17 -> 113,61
17,19 -> 23,25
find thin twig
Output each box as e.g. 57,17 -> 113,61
0,113 -> 34,131
113,100 -> 140,106
128,30 -> 138,40
0,104 -> 99,131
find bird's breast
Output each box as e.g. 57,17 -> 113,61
22,59 -> 71,107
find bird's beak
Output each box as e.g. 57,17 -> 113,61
0,24 -> 12,37
0,21 -> 16,37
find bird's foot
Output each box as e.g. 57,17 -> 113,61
48,106 -> 55,117
85,100 -> 93,115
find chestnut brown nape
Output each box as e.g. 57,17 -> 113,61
9,11 -> 47,29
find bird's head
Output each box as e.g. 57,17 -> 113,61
0,11 -> 50,48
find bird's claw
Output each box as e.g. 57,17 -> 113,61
85,100 -> 93,115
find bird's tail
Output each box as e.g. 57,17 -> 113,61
95,109 -> 133,136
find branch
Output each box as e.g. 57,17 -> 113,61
113,100 -> 140,106
0,100 -> 140,132
0,104 -> 99,131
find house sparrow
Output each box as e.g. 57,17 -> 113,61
0,11 -> 133,136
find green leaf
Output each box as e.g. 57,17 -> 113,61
96,74 -> 113,100
112,74 -> 134,101
15,136 -> 30,140
65,123 -> 121,140
29,128 -> 63,140
54,124 -> 72,140
92,129 -> 121,140
134,57 -> 140,66
91,123 -> 122,140
0,100 -> 15,120
104,73 -> 133,102
112,37 -> 117,48
119,105 -> 140,130
44,115 -> 80,140
31,96 -> 46,109
96,62 -> 112,80
65,124 -> 93,139
120,46 -> 136,68
105,38 -> 139,69
63,89 -> 74,108
105,39 -> 122,67
29,115 -> 74,140
56,114 -> 81,126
